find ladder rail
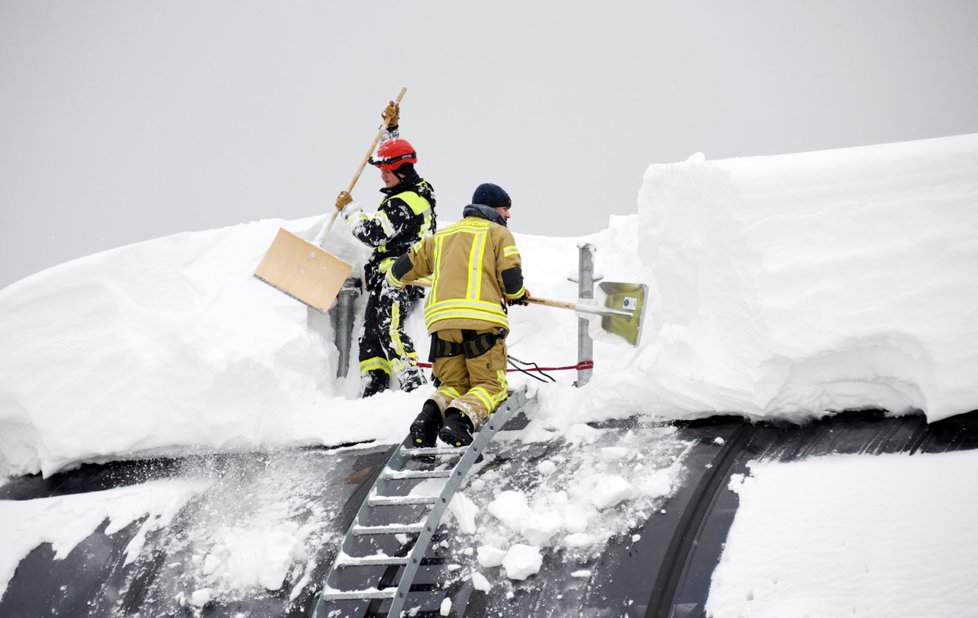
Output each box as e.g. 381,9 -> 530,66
313,442 -> 416,615
386,388 -> 526,618
312,388 -> 528,618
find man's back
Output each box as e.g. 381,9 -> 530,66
388,183 -> 530,445
408,214 -> 521,333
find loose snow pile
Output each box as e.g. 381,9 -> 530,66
449,423 -> 690,589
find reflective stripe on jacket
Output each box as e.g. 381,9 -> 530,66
346,176 -> 436,289
393,216 -> 523,333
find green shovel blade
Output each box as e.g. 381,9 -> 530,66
598,281 -> 649,346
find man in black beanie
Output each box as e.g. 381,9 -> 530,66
386,182 -> 531,447
472,182 -> 511,210
335,102 -> 436,397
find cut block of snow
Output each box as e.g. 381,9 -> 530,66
470,571 -> 492,592
502,544 -> 543,581
487,490 -> 530,530
536,459 -> 557,475
448,492 -> 478,534
439,597 -> 451,616
563,533 -> 593,548
635,469 -> 677,500
521,511 -> 563,546
191,588 -> 212,607
477,545 -> 506,568
588,474 -> 636,510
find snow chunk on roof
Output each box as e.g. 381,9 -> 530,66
502,544 -> 543,581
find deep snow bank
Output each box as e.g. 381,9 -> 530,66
1,134 -> 977,479
544,133 -> 978,425
0,215 -> 417,478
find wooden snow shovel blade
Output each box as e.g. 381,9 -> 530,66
525,281 -> 649,347
253,228 -> 352,314
253,86 -> 408,312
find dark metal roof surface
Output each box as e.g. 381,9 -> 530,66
2,409 -> 977,617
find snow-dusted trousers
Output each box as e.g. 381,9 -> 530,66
430,328 -> 509,429
358,281 -> 421,395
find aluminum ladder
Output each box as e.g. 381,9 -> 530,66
313,387 -> 528,618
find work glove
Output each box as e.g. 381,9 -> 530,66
507,289 -> 531,306
382,100 -> 400,129
384,269 -> 405,291
335,190 -> 353,210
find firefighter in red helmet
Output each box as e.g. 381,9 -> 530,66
335,102 -> 436,397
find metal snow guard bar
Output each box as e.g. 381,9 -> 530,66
313,386 -> 529,618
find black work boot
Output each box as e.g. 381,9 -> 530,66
439,408 -> 475,447
360,369 -> 389,398
409,400 -> 442,449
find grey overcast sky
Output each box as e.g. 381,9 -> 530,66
2,1 -> 977,289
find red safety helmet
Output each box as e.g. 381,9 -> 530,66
370,138 -> 417,171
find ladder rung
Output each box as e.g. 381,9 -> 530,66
336,553 -> 409,567
320,586 -> 396,601
408,446 -> 466,457
368,494 -> 438,506
351,523 -> 425,535
319,387 -> 527,618
383,469 -> 453,480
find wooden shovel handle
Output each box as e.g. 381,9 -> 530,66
408,280 -> 579,312
317,87 -> 408,245
346,86 -> 408,193
529,295 -> 631,317
524,296 -> 577,311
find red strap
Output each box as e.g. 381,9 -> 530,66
416,360 -> 593,373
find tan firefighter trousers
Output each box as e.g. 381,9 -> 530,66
430,328 -> 509,429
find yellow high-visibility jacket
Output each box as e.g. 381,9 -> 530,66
388,214 -> 525,333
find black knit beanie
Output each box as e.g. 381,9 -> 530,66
472,183 -> 511,209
